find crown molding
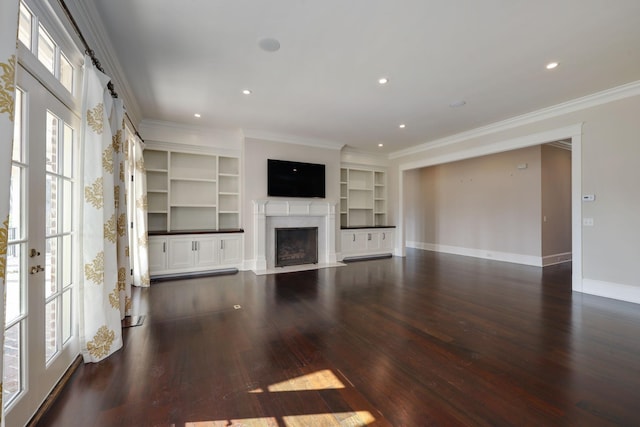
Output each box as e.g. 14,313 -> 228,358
63,0 -> 143,126
140,119 -> 241,135
398,124 -> 583,172
243,129 -> 345,151
341,146 -> 389,167
548,140 -> 572,151
140,119 -> 243,149
390,80 -> 640,160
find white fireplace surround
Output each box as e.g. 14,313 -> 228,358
253,199 -> 338,273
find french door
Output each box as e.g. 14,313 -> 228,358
4,64 -> 79,426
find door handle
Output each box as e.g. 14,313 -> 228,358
30,265 -> 44,275
163,242 -> 166,252
368,233 -> 371,241
352,234 -> 355,242
30,248 -> 41,258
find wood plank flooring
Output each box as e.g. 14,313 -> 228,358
36,249 -> 640,426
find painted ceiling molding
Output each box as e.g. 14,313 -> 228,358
390,80 -> 640,160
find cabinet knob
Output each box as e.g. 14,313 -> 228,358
352,234 -> 355,242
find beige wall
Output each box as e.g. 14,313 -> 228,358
404,144 -> 572,262
390,93 -> 640,301
404,146 -> 542,257
541,145 -> 571,257
242,137 -> 341,262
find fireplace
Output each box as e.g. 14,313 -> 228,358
252,199 -> 338,273
275,227 -> 318,267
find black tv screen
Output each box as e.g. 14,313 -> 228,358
268,159 -> 326,198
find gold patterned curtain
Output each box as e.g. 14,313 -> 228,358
0,0 -> 20,418
126,131 -> 150,288
79,56 -> 130,363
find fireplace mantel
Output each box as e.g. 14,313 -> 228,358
252,199 -> 338,273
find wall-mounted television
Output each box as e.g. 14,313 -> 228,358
268,159 -> 326,198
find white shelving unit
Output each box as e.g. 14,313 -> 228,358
144,148 -> 241,232
340,166 -> 387,227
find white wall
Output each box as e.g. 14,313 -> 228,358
390,90 -> 640,303
242,137 -> 342,265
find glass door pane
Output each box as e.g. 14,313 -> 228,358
44,110 -> 74,362
4,89 -> 27,407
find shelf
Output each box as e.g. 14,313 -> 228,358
148,212 -> 168,232
145,150 -> 168,170
219,156 -> 239,175
171,152 -> 217,180
170,177 -> 217,183
341,166 -> 386,228
145,147 -> 240,233
171,206 -> 217,231
171,203 -> 217,209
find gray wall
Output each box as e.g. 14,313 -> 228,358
541,145 -> 572,257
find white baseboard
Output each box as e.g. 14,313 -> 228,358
407,241 -> 542,267
542,252 -> 572,266
582,279 -> 640,305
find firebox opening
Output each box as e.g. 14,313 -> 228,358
275,227 -> 319,267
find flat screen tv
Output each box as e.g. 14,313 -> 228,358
268,159 -> 326,198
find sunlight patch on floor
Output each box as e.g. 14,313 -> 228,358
186,411 -> 375,426
248,369 -> 345,393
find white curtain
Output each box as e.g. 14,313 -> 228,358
79,56 -> 131,363
126,131 -> 150,287
0,0 -> 19,420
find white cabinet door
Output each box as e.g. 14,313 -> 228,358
148,236 -> 168,274
342,231 -> 367,253
366,231 -> 381,250
219,235 -> 243,265
381,230 -> 394,251
168,237 -> 195,270
193,237 -> 219,269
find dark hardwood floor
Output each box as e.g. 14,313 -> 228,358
36,249 -> 640,426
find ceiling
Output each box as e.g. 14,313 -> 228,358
80,0 -> 640,154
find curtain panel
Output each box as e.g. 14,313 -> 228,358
79,56 -> 131,363
0,0 -> 20,420
127,133 -> 150,288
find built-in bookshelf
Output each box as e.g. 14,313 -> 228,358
145,148 -> 240,232
340,166 -> 386,227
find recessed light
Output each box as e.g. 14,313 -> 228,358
378,143 -> 384,147
378,77 -> 389,85
546,62 -> 559,70
399,123 -> 406,129
449,100 -> 466,108
242,89 -> 252,95
194,113 -> 201,118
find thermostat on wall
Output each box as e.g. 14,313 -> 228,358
582,194 -> 595,202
